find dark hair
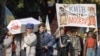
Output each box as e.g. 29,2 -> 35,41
87,31 -> 93,35
39,23 -> 45,28
87,31 -> 96,39
60,27 -> 65,31
71,29 -> 77,33
60,27 -> 65,34
4,28 -> 9,35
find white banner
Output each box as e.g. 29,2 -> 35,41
56,3 -> 97,28
7,17 -> 41,34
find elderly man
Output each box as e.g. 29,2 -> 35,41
21,23 -> 37,56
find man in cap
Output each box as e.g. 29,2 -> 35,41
21,23 -> 37,56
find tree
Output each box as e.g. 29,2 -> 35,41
0,0 -> 6,37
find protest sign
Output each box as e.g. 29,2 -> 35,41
7,17 -> 41,34
56,3 -> 97,28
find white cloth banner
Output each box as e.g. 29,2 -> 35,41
56,3 -> 97,28
7,17 -> 41,34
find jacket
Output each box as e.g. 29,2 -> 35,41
3,36 -> 13,56
69,36 -> 81,51
56,34 -> 69,49
3,35 -> 21,56
21,33 -> 37,56
36,32 -> 55,56
36,32 -> 55,49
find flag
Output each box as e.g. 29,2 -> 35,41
5,6 -> 15,25
46,15 -> 51,34
38,16 -> 42,22
86,27 -> 89,32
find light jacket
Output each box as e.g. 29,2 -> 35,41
3,36 -> 13,56
21,33 -> 37,56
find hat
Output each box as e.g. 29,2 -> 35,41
26,23 -> 34,29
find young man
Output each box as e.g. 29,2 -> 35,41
36,23 -> 55,56
21,23 -> 37,56
70,30 -> 81,56
56,27 -> 69,56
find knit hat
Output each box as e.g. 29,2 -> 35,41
26,23 -> 34,29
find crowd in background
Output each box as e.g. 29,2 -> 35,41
0,23 -> 99,56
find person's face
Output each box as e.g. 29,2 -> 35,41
60,29 -> 65,35
39,26 -> 45,33
88,33 -> 93,37
27,29 -> 33,33
7,31 -> 12,36
72,32 -> 77,37
84,33 -> 87,38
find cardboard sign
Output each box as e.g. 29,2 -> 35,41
7,17 -> 41,34
56,4 -> 97,28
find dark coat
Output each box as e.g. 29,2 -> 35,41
35,32 -> 55,56
56,35 -> 70,50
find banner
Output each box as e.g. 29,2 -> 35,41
56,4 -> 97,28
5,6 -> 15,25
7,17 -> 41,34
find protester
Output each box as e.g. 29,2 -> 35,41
56,27 -> 69,56
36,23 -> 55,56
21,23 -> 37,56
69,30 -> 81,56
3,30 -> 14,56
84,31 -> 96,56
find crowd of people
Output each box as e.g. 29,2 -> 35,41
0,23 -> 99,56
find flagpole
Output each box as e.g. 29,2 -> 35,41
45,15 -> 51,34
86,27 -> 89,32
95,21 -> 99,46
